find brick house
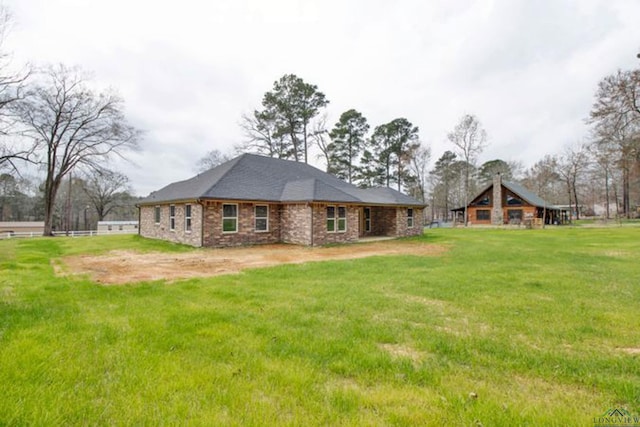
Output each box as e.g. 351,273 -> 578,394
138,154 -> 425,247
452,174 -> 566,225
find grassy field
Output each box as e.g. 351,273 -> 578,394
1,228 -> 639,426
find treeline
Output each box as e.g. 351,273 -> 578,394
0,170 -> 138,230
228,67 -> 640,222
0,7 -> 140,234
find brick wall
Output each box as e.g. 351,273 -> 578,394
139,203 -> 203,247
310,204 -> 359,246
280,204 -> 312,245
395,207 -> 424,237
140,201 -> 423,247
202,202 -> 281,247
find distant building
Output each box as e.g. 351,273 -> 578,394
452,174 -> 567,225
0,222 -> 45,236
97,221 -> 139,234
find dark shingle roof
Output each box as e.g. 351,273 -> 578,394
453,178 -> 557,211
502,181 -> 555,208
140,153 -> 424,207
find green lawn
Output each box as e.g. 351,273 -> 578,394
1,229 -> 639,426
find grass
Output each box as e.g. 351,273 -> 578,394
1,230 -> 639,426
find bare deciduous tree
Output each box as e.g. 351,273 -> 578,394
237,110 -> 289,158
0,6 -> 32,173
589,68 -> 640,218
447,114 -> 487,225
557,143 -> 590,221
406,143 -> 431,202
82,169 -> 131,221
11,64 -> 140,235
195,148 -> 232,173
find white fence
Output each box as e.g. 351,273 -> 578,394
0,229 -> 138,240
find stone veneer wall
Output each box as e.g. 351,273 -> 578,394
492,174 -> 504,225
310,204 -> 359,246
395,207 -> 424,237
371,207 -> 398,236
140,202 -> 423,247
202,201 -> 281,247
139,203 -> 203,247
280,204 -> 312,245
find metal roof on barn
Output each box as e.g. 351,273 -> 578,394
140,153 -> 424,207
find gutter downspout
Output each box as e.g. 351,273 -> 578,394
198,199 -> 205,247
310,202 -> 314,246
136,204 -> 141,237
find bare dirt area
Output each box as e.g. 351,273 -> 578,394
58,240 -> 447,285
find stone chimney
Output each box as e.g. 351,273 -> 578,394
492,173 -> 503,225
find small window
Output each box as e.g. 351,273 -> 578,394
407,208 -> 414,228
223,204 -> 238,233
364,207 -> 371,232
327,206 -> 336,232
107,225 -> 112,231
255,205 -> 268,232
507,194 -> 523,206
185,204 -> 192,232
476,196 -> 490,206
154,206 -> 161,224
169,205 -> 176,231
118,225 -> 123,231
337,206 -> 347,232
476,209 -> 491,221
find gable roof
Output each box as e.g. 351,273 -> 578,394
140,153 -> 424,207
454,179 -> 558,211
501,181 -> 553,208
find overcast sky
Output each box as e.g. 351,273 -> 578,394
4,0 -> 640,196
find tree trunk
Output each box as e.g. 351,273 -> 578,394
43,179 -> 59,236
623,166 -> 630,218
572,181 -> 580,220
604,168 -> 610,220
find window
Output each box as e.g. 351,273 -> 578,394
476,209 -> 491,221
107,225 -> 112,231
407,208 -> 414,228
222,204 -> 238,233
255,205 -> 268,232
508,209 -> 523,222
327,206 -> 346,233
185,204 -> 192,232
169,205 -> 176,231
118,225 -> 123,231
475,196 -> 490,206
326,206 -> 336,232
154,206 -> 161,224
507,194 -> 523,205
364,208 -> 371,232
337,206 -> 347,232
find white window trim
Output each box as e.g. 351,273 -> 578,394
254,205 -> 269,233
327,205 -> 347,233
407,208 -> 414,229
169,204 -> 176,231
154,206 -> 161,225
364,207 -> 371,232
327,205 -> 336,233
185,204 -> 192,233
222,203 -> 238,234
337,206 -> 347,233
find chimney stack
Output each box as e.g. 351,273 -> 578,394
492,173 -> 503,225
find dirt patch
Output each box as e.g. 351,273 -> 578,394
619,347 -> 640,355
58,240 -> 447,285
379,343 -> 426,365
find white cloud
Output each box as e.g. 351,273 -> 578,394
3,0 -> 640,195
